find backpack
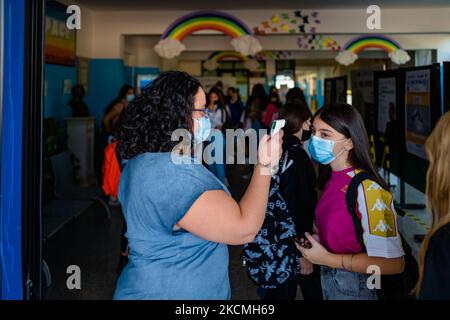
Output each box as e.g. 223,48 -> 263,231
102,141 -> 122,198
346,171 -> 419,300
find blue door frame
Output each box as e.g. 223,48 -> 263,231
0,0 -> 26,300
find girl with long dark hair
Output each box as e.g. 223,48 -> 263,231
296,104 -> 405,300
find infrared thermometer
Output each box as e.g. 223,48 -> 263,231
270,119 -> 286,137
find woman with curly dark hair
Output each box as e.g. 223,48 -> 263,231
113,71 -> 283,300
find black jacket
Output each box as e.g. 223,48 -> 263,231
278,135 -> 317,238
419,222 -> 450,300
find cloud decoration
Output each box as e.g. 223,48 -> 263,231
243,59 -> 260,71
389,49 -> 411,65
154,38 -> 186,59
231,35 -> 263,56
335,50 -> 358,66
203,59 -> 219,71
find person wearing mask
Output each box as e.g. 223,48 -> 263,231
102,85 -> 135,135
262,92 -> 281,128
296,104 -> 405,300
205,87 -> 229,184
226,87 -> 245,128
415,111 -> 450,300
113,71 -> 283,300
244,103 -> 322,300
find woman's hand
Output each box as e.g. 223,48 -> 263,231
299,257 -> 314,275
295,232 -> 333,266
257,131 -> 283,171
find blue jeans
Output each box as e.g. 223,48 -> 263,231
321,266 -> 378,300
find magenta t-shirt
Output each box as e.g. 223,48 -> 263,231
315,167 -> 363,255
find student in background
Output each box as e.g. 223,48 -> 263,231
226,87 -> 245,128
205,87 -> 228,184
286,87 -> 308,107
244,103 -> 322,300
262,92 -> 281,127
415,111 -> 450,300
296,104 -> 405,300
103,85 -> 135,135
101,85 -> 134,206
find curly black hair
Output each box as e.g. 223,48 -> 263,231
116,71 -> 201,159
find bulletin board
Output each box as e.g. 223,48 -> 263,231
374,70 -> 402,176
323,76 -> 347,106
375,64 -> 442,193
444,62 -> 450,113
45,1 -> 77,66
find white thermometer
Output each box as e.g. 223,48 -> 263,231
270,119 -> 286,137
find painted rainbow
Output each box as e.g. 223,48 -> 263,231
161,11 -> 253,41
208,51 -> 248,62
344,35 -> 402,54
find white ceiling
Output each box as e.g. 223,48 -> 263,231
73,0 -> 450,11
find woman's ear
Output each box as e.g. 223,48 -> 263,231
345,139 -> 354,151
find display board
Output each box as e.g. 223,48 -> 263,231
374,64 -> 442,193
323,76 -> 347,106
45,1 -> 76,66
334,76 -> 347,104
374,70 -> 402,176
324,78 -> 333,106
444,62 -> 450,112
404,68 -> 432,160
351,69 -> 378,135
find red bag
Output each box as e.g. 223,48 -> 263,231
102,141 -> 121,198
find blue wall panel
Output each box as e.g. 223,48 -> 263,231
1,0 -> 25,300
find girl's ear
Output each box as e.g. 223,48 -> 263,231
345,139 -> 354,151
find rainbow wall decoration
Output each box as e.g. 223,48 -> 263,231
207,51 -> 248,62
155,11 -> 261,59
161,11 -> 253,41
336,35 -> 410,66
343,35 -> 401,54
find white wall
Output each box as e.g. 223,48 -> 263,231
82,8 -> 450,59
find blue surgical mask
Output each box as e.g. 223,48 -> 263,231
193,116 -> 211,144
126,94 -> 135,102
308,135 -> 348,165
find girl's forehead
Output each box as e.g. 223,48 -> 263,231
313,117 -> 338,133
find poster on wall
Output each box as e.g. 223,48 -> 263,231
404,69 -> 431,160
377,77 -> 396,134
45,1 -> 76,66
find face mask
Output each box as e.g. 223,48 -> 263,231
126,94 -> 135,102
308,135 -> 348,165
193,116 -> 211,144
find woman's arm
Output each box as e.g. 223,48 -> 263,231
102,103 -> 122,133
177,132 -> 283,245
297,233 -> 405,275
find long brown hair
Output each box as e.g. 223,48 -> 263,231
315,104 -> 389,191
415,111 -> 450,297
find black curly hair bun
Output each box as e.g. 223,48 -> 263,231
116,71 -> 202,159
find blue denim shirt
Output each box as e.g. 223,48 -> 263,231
113,152 -> 230,300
